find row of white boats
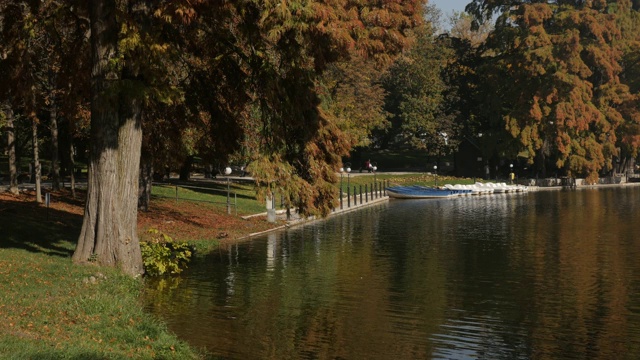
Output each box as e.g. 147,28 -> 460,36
443,182 -> 530,195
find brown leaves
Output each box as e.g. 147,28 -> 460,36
153,0 -> 201,24
486,2 -> 633,180
522,3 -> 552,27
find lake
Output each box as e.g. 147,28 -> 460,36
143,187 -> 640,359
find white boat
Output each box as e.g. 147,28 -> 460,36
442,182 -> 529,195
444,183 -> 481,195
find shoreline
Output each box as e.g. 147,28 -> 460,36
228,179 -> 640,247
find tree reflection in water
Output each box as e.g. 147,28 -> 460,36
144,187 -> 640,360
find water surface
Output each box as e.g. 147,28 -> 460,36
143,187 -> 640,359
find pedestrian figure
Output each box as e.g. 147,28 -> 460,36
364,159 -> 371,173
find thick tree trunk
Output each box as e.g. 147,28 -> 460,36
50,98 -> 61,191
30,112 -> 42,203
4,106 -> 19,195
73,0 -> 144,276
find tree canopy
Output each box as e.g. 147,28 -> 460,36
463,0 -> 640,181
2,0 -> 425,273
2,0 -> 640,274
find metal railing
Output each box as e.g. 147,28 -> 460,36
338,179 -> 389,211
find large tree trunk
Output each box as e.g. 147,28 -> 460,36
4,106 -> 19,195
73,0 -> 144,276
50,98 -> 61,191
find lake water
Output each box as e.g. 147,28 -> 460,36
143,187 -> 640,359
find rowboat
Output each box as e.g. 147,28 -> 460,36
386,185 -> 473,199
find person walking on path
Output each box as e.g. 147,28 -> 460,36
364,159 -> 373,173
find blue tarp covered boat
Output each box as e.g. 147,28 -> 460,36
386,185 -> 473,199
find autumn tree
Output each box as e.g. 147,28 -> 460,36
72,0 -> 141,274
467,0 -> 638,182
174,0 -> 424,217
614,0 -> 640,168
41,1 -> 91,191
0,0 -> 50,202
257,0 -> 422,215
3,0 -> 424,274
0,1 -> 91,198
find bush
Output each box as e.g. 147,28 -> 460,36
140,229 -> 193,276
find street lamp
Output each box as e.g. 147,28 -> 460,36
346,164 -> 351,207
372,165 -> 378,197
433,165 -> 438,187
339,167 -> 344,209
225,166 -> 232,214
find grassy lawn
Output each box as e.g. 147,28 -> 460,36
152,180 -> 265,215
0,192 -> 208,359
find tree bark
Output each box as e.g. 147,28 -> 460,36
29,110 -> 42,203
4,106 -> 19,195
179,155 -> 193,181
69,141 -> 76,199
73,0 -> 144,276
138,154 -> 153,212
50,98 -> 61,191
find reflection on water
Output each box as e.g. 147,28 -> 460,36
143,187 -> 640,359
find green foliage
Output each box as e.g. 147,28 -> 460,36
382,22 -> 460,155
140,229 -> 193,277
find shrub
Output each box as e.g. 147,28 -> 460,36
140,229 -> 193,276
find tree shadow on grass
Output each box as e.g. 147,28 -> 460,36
0,193 -> 82,257
167,179 -> 258,201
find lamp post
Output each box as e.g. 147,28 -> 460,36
372,165 -> 378,198
225,166 -> 232,214
433,165 -> 438,187
346,164 -> 351,207
339,167 -> 344,209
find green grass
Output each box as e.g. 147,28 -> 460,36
0,204 -> 208,359
0,251 -> 205,359
152,181 -> 265,215
337,172 -> 476,193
